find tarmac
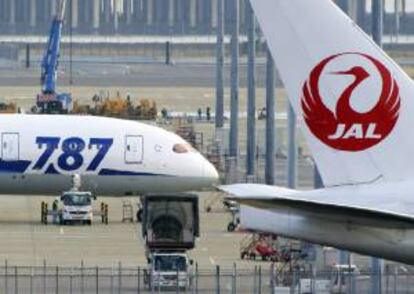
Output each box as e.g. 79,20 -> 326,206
0,192 -> 263,269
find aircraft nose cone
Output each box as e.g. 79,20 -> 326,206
203,159 -> 219,185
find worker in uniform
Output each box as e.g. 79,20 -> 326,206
52,198 -> 59,224
206,106 -> 211,121
197,108 -> 202,120
161,108 -> 168,123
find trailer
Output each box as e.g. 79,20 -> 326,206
142,193 -> 199,249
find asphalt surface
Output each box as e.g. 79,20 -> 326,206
0,192 -> 254,268
0,155 -> 317,268
0,57 -> 283,88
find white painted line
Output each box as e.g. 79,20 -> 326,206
0,35 -> 247,45
209,257 -> 216,265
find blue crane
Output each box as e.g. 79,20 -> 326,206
36,0 -> 72,114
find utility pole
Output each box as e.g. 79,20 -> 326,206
246,1 -> 256,181
394,0 -> 401,41
265,47 -> 275,185
372,0 -> 383,47
371,1 -> 384,293
287,103 -> 297,189
229,0 -> 240,158
215,0 -> 224,129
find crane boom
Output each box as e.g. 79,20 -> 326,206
56,0 -> 67,21
37,0 -> 72,114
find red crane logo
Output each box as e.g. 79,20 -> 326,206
301,52 -> 400,151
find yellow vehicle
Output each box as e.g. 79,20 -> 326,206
136,99 -> 157,120
73,92 -> 157,120
0,100 -> 17,113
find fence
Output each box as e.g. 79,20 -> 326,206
0,261 -> 413,294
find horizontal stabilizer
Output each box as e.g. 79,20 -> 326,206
218,184 -> 414,229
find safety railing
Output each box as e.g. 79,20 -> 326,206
0,261 -> 413,294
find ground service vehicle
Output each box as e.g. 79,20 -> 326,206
240,233 -> 279,261
142,194 -> 199,290
142,194 -> 199,250
145,251 -> 192,290
59,191 -> 95,225
0,100 -> 17,113
73,93 -> 157,120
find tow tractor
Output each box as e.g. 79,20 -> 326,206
142,194 -> 199,290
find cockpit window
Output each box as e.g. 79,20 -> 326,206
173,143 -> 193,154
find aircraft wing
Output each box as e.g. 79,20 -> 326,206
218,183 -> 414,229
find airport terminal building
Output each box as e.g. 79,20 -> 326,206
0,0 -> 414,35
0,0 -> 243,35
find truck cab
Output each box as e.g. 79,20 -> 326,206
59,191 -> 95,225
145,251 -> 192,290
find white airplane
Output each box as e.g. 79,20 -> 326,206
0,114 -> 218,195
220,0 -> 414,264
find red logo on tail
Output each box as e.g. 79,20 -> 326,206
301,53 -> 400,151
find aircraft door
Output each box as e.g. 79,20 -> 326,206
125,135 -> 143,164
2,133 -> 19,161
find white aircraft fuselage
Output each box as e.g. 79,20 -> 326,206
0,114 -> 218,195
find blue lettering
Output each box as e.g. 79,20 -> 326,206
87,138 -> 114,171
33,137 -> 113,173
33,137 -> 60,170
58,137 -> 85,171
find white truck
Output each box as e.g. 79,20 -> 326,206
145,251 -> 193,290
59,191 -> 95,225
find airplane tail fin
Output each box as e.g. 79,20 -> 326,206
250,0 -> 414,186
